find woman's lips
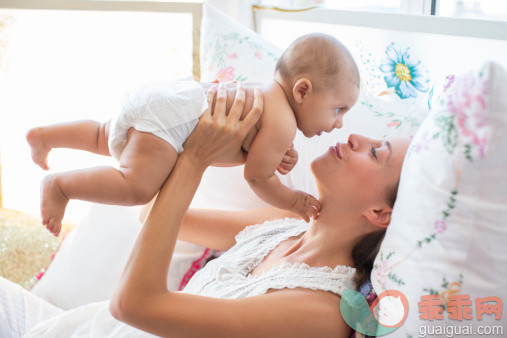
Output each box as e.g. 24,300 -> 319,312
329,144 -> 342,159
317,131 -> 323,136
335,143 -> 343,159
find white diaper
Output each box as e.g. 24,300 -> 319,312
108,81 -> 208,160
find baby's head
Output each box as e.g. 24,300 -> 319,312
275,33 -> 360,137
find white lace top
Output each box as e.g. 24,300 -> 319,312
182,218 -> 357,298
24,218 -> 356,337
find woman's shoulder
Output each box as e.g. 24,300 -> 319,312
234,217 -> 307,244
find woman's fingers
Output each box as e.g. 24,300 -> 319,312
240,87 -> 263,135
202,85 -> 217,119
213,83 -> 227,120
229,82 -> 246,121
183,84 -> 263,166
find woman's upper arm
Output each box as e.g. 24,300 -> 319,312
177,207 -> 301,251
113,289 -> 351,338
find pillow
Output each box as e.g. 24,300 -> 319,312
371,62 -> 507,335
192,3 -> 283,212
32,204 -> 208,310
196,3 -> 430,209
200,3 -> 282,83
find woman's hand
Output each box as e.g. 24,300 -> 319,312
182,82 -> 263,169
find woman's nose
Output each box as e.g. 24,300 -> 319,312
348,134 -> 360,150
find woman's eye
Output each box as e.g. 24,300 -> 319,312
335,108 -> 342,114
370,146 -> 378,160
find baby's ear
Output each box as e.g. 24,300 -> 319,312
292,78 -> 312,103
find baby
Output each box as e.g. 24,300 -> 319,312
27,33 -> 360,236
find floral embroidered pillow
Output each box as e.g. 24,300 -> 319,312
371,62 -> 507,335
200,3 -> 282,83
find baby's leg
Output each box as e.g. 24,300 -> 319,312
41,128 -> 177,236
26,120 -> 110,170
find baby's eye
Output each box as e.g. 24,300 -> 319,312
335,108 -> 342,114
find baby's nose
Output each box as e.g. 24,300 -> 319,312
333,118 -> 343,129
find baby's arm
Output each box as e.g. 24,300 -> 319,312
244,123 -> 320,222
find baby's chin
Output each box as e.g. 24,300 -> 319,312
302,130 -> 319,138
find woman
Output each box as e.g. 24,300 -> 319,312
1,84 -> 409,337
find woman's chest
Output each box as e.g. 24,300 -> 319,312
248,238 -> 298,277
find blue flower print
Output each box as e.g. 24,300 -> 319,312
380,43 -> 430,99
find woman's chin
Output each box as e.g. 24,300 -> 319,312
310,157 -> 327,185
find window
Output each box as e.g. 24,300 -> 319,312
437,0 -> 507,21
0,8 -> 192,220
257,0 -> 507,20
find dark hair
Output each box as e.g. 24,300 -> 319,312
351,181 -> 399,288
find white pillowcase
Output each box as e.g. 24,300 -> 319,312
32,204 -> 208,310
200,3 -> 282,83
192,3 -> 284,212
196,3 -> 430,206
371,62 -> 507,335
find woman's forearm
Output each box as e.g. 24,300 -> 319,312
112,153 -> 205,302
110,82 -> 263,330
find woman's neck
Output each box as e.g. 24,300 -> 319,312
284,201 -> 366,269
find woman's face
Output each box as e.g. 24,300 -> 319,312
311,134 -> 410,209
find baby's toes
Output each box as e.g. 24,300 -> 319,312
53,223 -> 62,237
46,218 -> 54,232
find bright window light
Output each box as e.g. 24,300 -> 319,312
0,9 -> 192,222
438,0 -> 507,21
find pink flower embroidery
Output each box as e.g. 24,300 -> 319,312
412,132 -> 430,153
444,75 -> 455,92
215,66 -> 235,82
376,260 -> 389,287
387,120 -> 401,128
434,220 -> 447,234
254,51 -> 262,60
446,77 -> 489,160
227,53 -> 238,59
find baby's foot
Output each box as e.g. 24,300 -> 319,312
26,127 -> 51,170
40,174 -> 69,237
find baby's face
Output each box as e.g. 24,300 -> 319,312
296,80 -> 359,138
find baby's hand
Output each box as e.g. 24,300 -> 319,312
277,144 -> 298,175
290,190 -> 321,223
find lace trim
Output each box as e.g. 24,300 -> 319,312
241,220 -> 308,276
256,282 -> 350,298
248,261 -> 356,279
234,217 -> 305,244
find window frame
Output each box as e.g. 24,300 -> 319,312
0,0 -> 203,80
252,5 -> 507,41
